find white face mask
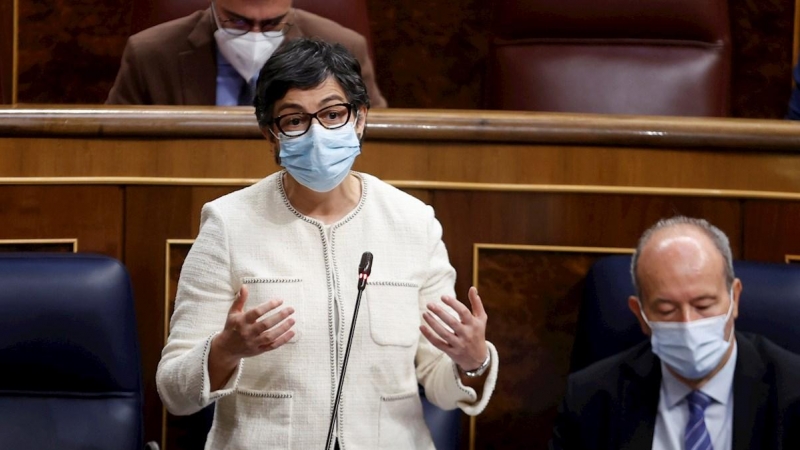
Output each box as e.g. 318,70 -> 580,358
213,23 -> 284,83
639,288 -> 735,380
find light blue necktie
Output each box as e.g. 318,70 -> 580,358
685,390 -> 714,450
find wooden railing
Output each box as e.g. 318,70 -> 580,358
3,106 -> 800,450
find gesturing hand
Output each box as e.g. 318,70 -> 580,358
214,285 -> 296,362
420,286 -> 488,372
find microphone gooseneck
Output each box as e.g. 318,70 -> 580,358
325,251 -> 373,450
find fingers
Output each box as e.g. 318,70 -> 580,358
467,286 -> 487,319
422,310 -> 458,347
251,306 -> 295,336
256,316 -> 296,350
244,298 -> 284,324
229,285 -> 249,314
440,295 -> 473,325
222,287 -> 299,355
427,302 -> 465,335
422,288 -> 489,369
419,324 -> 451,352
258,328 -> 296,351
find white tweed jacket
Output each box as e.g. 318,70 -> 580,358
157,171 -> 499,450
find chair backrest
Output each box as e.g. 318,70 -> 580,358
571,255 -> 800,372
129,0 -> 375,55
485,0 -> 731,116
0,253 -> 144,450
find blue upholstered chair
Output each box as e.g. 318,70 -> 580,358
571,255 -> 800,373
0,253 -> 149,450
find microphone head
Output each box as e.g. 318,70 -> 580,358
358,252 -> 373,276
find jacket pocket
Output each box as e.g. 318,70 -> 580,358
367,281 -> 421,347
212,389 -> 293,449
242,277 -> 304,343
378,391 -> 430,449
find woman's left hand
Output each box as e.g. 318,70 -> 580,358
420,286 -> 488,372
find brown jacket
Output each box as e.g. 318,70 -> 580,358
106,8 -> 386,107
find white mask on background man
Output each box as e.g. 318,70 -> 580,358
214,30 -> 284,83
639,288 -> 735,379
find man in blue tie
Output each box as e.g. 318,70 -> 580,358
550,216 -> 800,449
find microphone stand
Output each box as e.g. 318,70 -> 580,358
325,253 -> 372,450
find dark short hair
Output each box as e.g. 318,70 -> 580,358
254,38 -> 370,128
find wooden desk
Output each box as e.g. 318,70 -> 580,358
3,106 -> 800,449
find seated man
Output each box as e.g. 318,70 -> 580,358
551,216 -> 800,449
106,0 -> 386,107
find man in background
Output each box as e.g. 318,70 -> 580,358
551,216 -> 800,449
106,0 -> 386,107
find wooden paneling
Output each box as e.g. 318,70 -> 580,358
10,0 -> 797,118
743,200 -> 800,262
0,185 -> 122,256
16,0 -> 131,104
0,239 -> 76,252
730,0 -> 796,118
3,108 -> 800,196
124,186 -> 240,445
474,246 -> 631,450
0,137 -> 272,179
432,191 -> 743,298
0,0 -> 14,104
3,108 -> 800,449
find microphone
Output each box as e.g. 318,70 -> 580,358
325,252 -> 373,450
357,251 -> 373,291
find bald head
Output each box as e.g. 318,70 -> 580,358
631,217 -> 734,301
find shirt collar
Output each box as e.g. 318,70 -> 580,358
660,339 -> 738,409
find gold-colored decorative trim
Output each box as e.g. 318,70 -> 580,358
4,177 -> 800,201
164,239 -> 195,343
162,239 -> 195,450
0,238 -> 78,252
472,243 -> 634,281
11,0 -> 17,104
390,182 -> 800,201
785,254 -> 800,264
0,177 -> 263,186
469,243 -> 633,450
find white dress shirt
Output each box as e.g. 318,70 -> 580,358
652,341 -> 737,450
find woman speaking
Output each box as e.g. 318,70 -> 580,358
157,38 -> 498,450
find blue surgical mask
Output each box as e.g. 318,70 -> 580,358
639,288 -> 735,380
278,121 -> 361,192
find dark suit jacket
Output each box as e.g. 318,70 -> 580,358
550,332 -> 800,450
106,8 -> 386,107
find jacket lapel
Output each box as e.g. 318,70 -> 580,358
179,9 -> 217,105
618,345 -> 661,450
732,333 -> 769,450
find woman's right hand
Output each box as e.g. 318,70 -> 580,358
208,285 -> 296,389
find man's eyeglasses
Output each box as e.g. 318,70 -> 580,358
270,103 -> 355,138
212,0 -> 293,37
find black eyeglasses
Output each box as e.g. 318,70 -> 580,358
211,0 -> 293,37
271,103 -> 355,138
